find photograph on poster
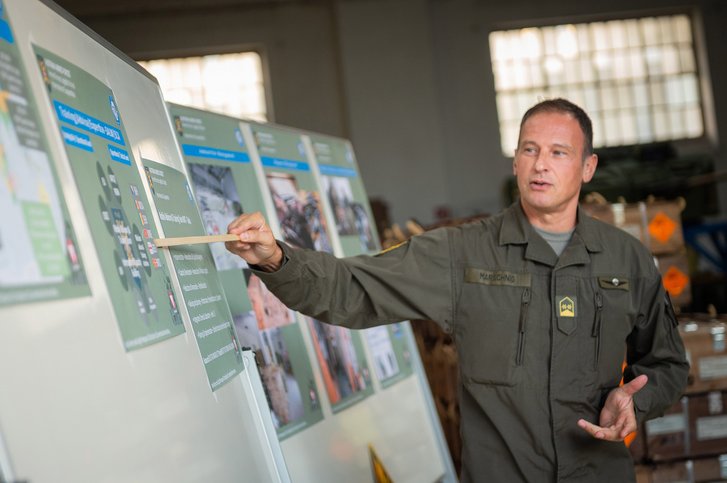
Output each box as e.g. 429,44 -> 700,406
266,172 -> 332,253
308,318 -> 369,405
321,175 -> 376,252
187,163 -> 246,271
364,326 -> 400,381
232,271 -> 310,429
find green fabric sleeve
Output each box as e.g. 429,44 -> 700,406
251,227 -> 455,332
626,268 -> 689,424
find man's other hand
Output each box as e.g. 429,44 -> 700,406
577,374 -> 648,441
226,212 -> 284,272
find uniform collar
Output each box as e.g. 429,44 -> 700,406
499,202 -> 604,267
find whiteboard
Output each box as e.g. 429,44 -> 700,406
0,1 -> 286,482
0,1 -> 456,481
241,121 -> 457,483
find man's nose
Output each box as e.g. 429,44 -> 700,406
533,154 -> 548,172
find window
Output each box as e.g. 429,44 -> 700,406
139,52 -> 268,122
489,14 -> 703,156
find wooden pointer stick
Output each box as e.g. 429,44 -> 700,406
153,234 -> 240,247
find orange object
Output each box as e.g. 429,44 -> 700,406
648,211 -> 677,244
620,361 -> 638,447
663,266 -> 689,297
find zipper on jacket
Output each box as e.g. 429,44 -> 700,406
516,288 -> 531,366
592,291 -> 603,370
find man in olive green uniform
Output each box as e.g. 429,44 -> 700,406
225,99 -> 688,482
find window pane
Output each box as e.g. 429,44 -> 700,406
679,45 -> 696,72
652,107 -> 670,140
625,20 -> 642,47
592,22 -> 610,50
684,106 -> 703,137
641,18 -> 661,45
674,15 -> 692,43
620,110 -> 638,144
629,49 -> 646,78
682,74 -> 699,104
659,17 -> 675,43
608,21 -> 627,49
669,108 -> 685,137
612,51 -> 631,79
636,110 -> 652,142
632,81 -> 650,107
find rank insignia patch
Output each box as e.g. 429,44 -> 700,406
559,296 -> 575,317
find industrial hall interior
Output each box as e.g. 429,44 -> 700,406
1,0 -> 727,482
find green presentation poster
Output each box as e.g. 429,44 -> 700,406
142,158 -> 244,391
309,134 -> 378,256
33,45 -> 184,350
249,123 -> 334,254
0,8 -> 89,306
310,134 -> 414,388
248,123 -> 374,411
170,105 -> 323,434
363,324 -> 415,389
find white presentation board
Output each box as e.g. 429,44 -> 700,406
241,121 -> 456,483
0,1 -> 285,482
0,1 -> 456,482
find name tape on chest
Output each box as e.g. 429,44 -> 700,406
464,268 -> 531,287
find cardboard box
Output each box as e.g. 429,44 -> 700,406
651,460 -> 690,482
581,200 -> 685,256
688,391 -> 727,457
645,397 -> 689,461
635,464 -> 653,483
680,320 -> 727,395
692,455 -> 727,482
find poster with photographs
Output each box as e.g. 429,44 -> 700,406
309,134 -> 378,256
0,9 -> 89,306
309,134 -> 415,386
235,271 -> 323,438
169,105 -> 323,432
248,123 -> 333,254
306,317 -> 374,413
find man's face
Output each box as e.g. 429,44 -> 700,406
513,111 -> 597,217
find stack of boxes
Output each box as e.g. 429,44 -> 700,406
411,318 -> 461,475
582,198 -> 691,308
635,313 -> 727,482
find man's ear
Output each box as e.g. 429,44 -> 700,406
582,154 -> 598,183
512,150 -> 518,176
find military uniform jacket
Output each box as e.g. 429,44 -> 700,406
254,202 -> 688,482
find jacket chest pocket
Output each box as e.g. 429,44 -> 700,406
456,268 -> 531,387
589,276 -> 636,387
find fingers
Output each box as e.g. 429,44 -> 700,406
578,418 -> 623,441
227,212 -> 267,235
578,416 -> 637,442
621,374 -> 648,397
